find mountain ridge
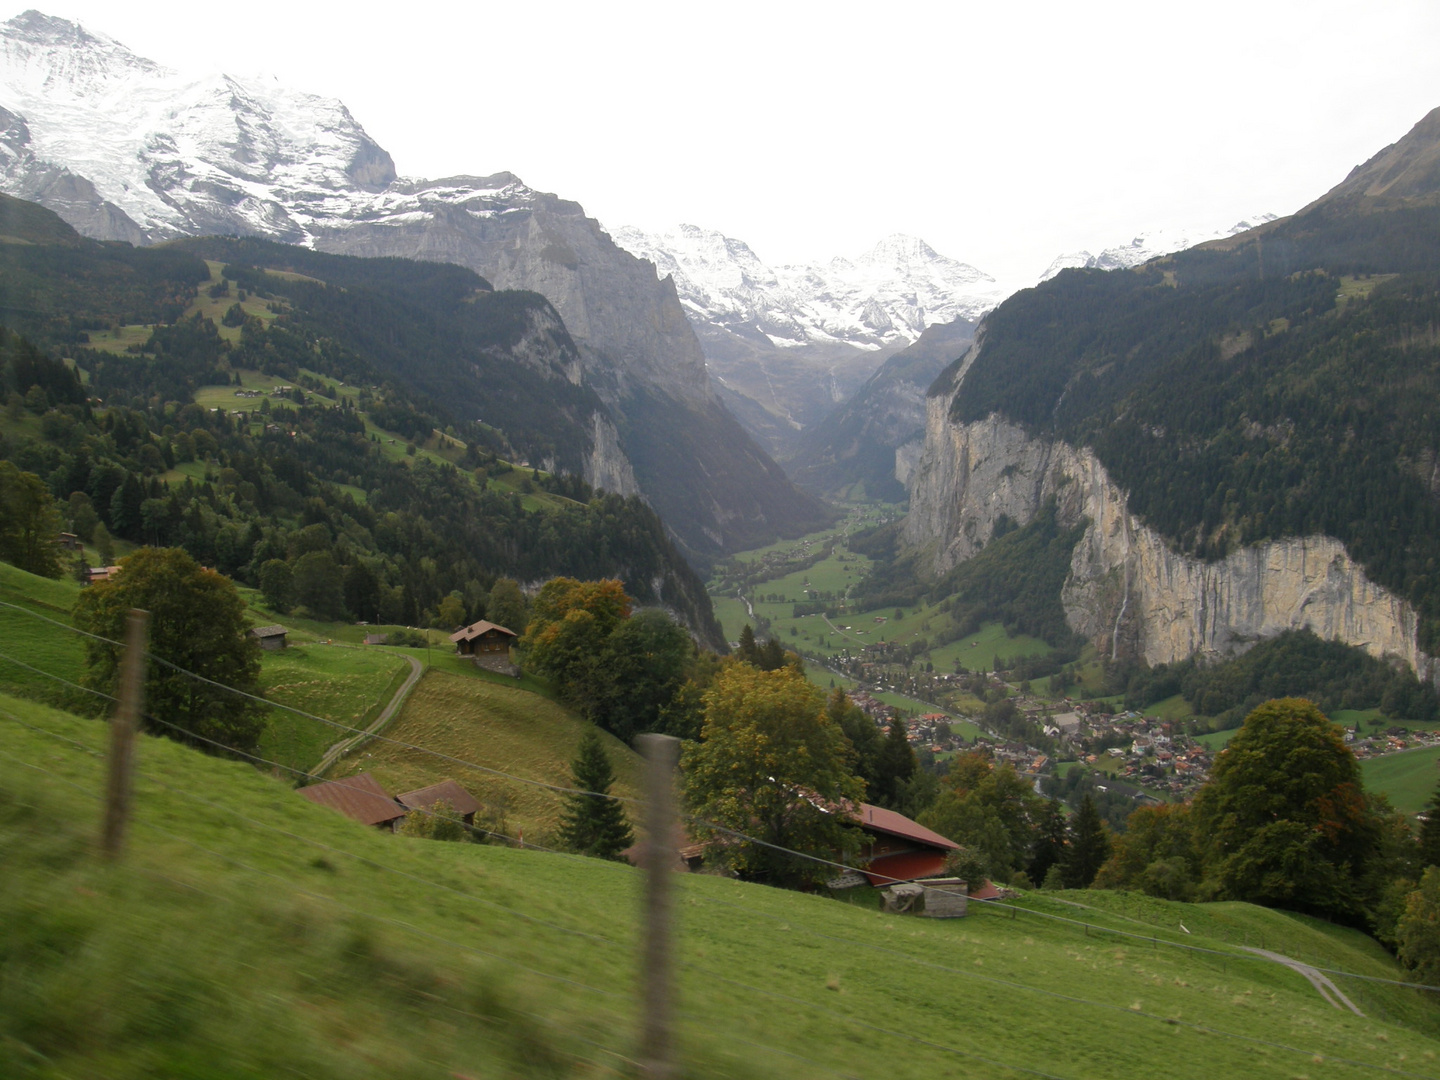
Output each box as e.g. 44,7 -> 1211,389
0,10 -> 828,561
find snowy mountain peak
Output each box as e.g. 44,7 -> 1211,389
612,224 -> 1003,352
1039,215 -> 1279,281
1,11 -> 165,94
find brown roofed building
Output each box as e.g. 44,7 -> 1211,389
449,619 -> 517,656
297,772 -> 406,830
397,779 -> 481,826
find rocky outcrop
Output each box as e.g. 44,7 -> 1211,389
903,386 -> 1439,684
585,413 -> 640,498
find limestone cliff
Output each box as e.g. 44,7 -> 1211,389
903,361 -> 1439,684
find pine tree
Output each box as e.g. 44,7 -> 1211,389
871,713 -> 917,809
1061,792 -> 1111,889
557,729 -> 633,860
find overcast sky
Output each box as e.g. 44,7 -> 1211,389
25,0 -> 1440,283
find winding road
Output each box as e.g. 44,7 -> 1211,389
311,654 -> 424,777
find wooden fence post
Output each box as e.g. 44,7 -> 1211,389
637,733 -> 681,1080
101,609 -> 148,860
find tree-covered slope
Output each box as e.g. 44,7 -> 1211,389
0,197 -> 722,644
940,107 -> 1440,651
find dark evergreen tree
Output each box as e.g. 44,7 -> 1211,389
870,713 -> 917,810
829,689 -> 883,797
736,624 -> 758,665
1028,797 -> 1068,885
557,729 -> 633,860
1061,793 -> 1111,889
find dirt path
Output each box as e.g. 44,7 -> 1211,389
1242,946 -> 1365,1015
312,654 -> 423,777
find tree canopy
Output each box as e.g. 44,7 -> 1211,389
73,547 -> 264,753
682,663 -> 865,887
1193,697 -> 1378,920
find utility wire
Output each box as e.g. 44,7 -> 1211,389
1,705 -> 1430,1079
4,614 -> 1437,997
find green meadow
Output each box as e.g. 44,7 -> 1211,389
2,694 -> 1438,1079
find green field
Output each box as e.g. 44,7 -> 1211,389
256,644 -> 413,774
0,563 -> 88,710
344,668 -> 642,843
2,693 -> 1438,1079
1361,744 -> 1440,815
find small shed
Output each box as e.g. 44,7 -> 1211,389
363,632 -> 389,646
84,565 -> 121,585
449,619 -> 517,657
297,772 -> 406,830
882,877 -> 968,918
397,779 -> 481,827
248,624 -> 289,650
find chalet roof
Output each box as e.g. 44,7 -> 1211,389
249,624 -> 288,639
397,779 -> 481,818
448,619 -> 517,644
297,772 -> 405,826
856,802 -> 960,852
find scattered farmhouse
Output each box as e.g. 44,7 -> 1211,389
853,802 -> 961,887
397,779 -> 482,827
296,773 -> 406,830
247,624 -> 289,650
449,619 -> 517,657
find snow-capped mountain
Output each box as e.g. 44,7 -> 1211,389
1038,216 -> 1279,281
612,224 -> 1004,352
0,9 -> 831,558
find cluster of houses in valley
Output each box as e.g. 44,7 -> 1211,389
1347,726 -> 1440,758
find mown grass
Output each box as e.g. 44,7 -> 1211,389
2,694 -> 1438,1079
340,669 -> 641,844
256,644 -> 413,775
1362,745 -> 1440,815
0,563 -> 89,710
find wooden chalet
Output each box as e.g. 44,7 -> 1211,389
449,619 -> 517,657
83,565 -> 121,585
854,802 -> 961,886
297,772 -> 406,831
397,779 -> 481,827
248,624 -> 289,650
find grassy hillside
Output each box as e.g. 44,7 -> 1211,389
338,669 -> 643,843
3,693 -> 1440,1079
1361,746 -> 1440,815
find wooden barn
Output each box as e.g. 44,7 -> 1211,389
397,779 -> 481,827
248,624 -> 289,650
296,772 -> 406,831
449,619 -> 517,657
853,802 -> 961,887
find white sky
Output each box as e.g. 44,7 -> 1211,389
21,0 -> 1440,284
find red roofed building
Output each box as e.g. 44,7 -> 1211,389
297,772 -> 406,830
854,802 -> 960,886
397,779 -> 481,827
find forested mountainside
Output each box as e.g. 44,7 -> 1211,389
787,317 -> 975,501
928,107 -> 1440,656
0,12 -> 831,561
0,194 -> 723,645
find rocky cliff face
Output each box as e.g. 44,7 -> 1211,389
904,369 -> 1438,683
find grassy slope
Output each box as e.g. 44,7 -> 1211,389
256,643 -> 412,775
1362,746 -> 1440,815
340,669 -> 643,844
2,694 -> 1438,1079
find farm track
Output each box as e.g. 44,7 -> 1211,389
311,652 -> 424,777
